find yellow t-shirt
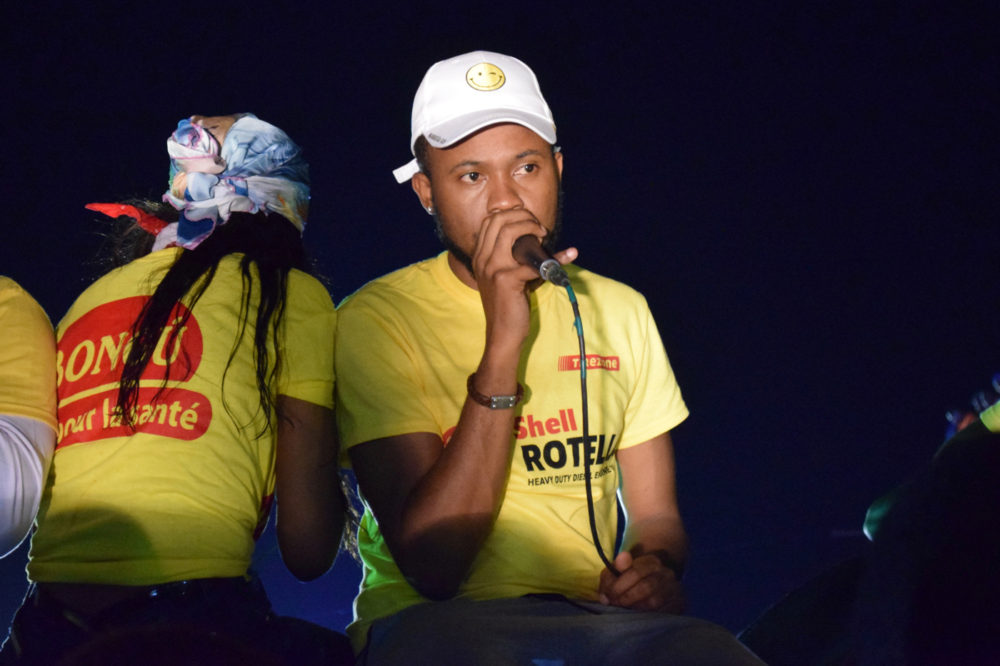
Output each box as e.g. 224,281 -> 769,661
980,400 -> 1000,433
0,277 -> 57,429
336,252 -> 688,648
28,249 -> 336,584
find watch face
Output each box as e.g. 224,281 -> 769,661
489,396 -> 518,410
468,373 -> 523,409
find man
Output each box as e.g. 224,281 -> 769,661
335,51 -> 763,663
0,278 -> 56,559
740,380 -> 1000,664
853,381 -> 1000,663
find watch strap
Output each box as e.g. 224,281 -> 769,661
467,373 -> 524,410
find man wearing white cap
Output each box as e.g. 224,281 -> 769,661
335,51 -> 763,663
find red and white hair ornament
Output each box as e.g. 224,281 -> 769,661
85,203 -> 170,235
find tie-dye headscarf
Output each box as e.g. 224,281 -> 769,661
162,114 -> 310,249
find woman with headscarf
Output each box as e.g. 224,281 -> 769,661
1,114 -> 351,665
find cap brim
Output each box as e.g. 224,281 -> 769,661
426,111 -> 556,149
394,111 -> 556,185
393,159 -> 420,184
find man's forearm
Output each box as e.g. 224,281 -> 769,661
391,392 -> 521,598
621,515 -> 689,578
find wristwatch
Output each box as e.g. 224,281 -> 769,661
467,373 -> 524,410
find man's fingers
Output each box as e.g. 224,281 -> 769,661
552,246 -> 578,266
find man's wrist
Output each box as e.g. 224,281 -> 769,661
467,373 -> 524,410
644,548 -> 685,580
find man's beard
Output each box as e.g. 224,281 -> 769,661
433,189 -> 565,279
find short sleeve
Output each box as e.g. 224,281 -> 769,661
276,272 -> 336,409
618,296 -> 688,450
334,291 -> 442,452
0,278 -> 57,430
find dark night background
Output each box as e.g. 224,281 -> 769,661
2,1 -> 997,643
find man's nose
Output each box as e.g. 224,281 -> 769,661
487,175 -> 524,213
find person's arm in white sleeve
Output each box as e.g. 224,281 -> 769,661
0,414 -> 55,557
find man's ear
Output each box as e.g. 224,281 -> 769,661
412,172 -> 433,212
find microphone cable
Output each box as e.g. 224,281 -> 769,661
563,281 -> 620,577
515,235 -> 620,576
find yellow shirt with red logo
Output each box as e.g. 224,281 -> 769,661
28,248 -> 336,584
335,251 -> 688,648
0,277 -> 57,429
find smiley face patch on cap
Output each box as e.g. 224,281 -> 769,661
466,62 -> 506,91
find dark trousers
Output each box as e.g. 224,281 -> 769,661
1,576 -> 352,665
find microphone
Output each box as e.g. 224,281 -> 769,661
512,235 -> 570,287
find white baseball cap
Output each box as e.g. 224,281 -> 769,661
392,51 -> 557,183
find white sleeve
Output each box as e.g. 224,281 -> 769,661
0,414 -> 55,558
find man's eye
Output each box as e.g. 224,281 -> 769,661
520,164 -> 537,174
461,172 -> 481,183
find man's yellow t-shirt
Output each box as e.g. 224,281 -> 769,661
336,252 -> 688,648
0,277 -> 57,429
